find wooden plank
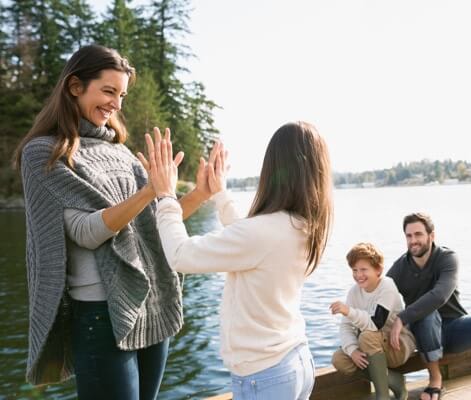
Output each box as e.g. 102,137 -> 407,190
203,349 -> 471,399
310,379 -> 371,400
205,393 -> 233,400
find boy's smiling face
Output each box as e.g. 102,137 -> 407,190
352,258 -> 382,293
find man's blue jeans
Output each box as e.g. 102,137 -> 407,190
409,310 -> 471,362
71,300 -> 169,400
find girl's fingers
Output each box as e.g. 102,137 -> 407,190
152,128 -> 163,168
219,145 -> 226,172
160,140 -> 168,166
223,150 -> 229,171
208,141 -> 219,166
145,133 -> 155,157
208,162 -> 216,183
167,137 -> 173,166
215,153 -> 222,176
162,128 -> 171,166
153,127 -> 162,146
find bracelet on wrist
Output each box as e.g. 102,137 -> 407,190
157,195 -> 177,202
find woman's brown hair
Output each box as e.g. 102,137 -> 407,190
14,44 -> 135,170
248,121 -> 333,274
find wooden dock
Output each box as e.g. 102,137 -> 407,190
206,349 -> 471,399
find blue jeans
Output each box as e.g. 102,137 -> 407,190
231,343 -> 315,400
409,310 -> 471,362
71,300 -> 169,400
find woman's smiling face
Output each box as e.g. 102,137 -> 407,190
72,69 -> 129,127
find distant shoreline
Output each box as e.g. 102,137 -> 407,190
335,180 -> 471,190
229,180 -> 471,193
2,181 -> 471,210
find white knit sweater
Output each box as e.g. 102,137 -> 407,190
339,277 -> 415,357
156,191 -> 310,376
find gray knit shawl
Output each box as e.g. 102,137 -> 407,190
21,119 -> 183,385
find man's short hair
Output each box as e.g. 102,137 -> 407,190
346,242 -> 384,270
402,212 -> 435,234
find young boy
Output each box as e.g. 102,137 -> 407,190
330,243 -> 416,400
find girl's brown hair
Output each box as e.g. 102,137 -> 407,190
248,121 -> 333,274
14,44 -> 135,170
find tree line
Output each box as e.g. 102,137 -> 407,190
335,159 -> 471,187
0,0 -> 219,198
227,159 -> 471,190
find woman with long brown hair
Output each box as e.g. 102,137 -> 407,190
15,44 -> 212,399
141,121 -> 334,400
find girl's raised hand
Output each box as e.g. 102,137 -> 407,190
208,141 -> 229,194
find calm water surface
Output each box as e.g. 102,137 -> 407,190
1,185 -> 470,399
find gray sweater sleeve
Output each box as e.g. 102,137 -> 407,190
398,252 -> 459,325
64,209 -> 116,249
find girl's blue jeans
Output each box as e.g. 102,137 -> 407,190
231,342 -> 315,400
71,300 -> 169,400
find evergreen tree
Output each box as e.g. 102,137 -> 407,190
6,0 -> 36,90
94,0 -> 137,59
33,0 -> 73,99
124,68 -> 170,153
0,1 -> 8,84
63,0 -> 96,49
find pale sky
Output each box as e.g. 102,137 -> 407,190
93,0 -> 471,178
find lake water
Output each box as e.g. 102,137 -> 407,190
1,184 -> 470,399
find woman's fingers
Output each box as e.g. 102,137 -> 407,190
174,151 -> 185,168
136,152 -> 149,171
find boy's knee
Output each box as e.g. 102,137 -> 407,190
332,349 -> 357,375
358,331 -> 383,355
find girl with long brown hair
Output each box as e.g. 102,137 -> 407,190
141,121 -> 334,400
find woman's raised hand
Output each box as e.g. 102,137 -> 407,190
137,127 -> 184,199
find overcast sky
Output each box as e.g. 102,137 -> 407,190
93,0 -> 471,177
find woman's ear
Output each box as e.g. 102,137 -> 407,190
68,76 -> 84,97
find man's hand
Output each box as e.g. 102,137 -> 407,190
351,349 -> 369,369
330,301 -> 350,317
389,316 -> 403,351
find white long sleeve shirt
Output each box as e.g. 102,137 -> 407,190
156,191 -> 310,376
339,276 -> 415,357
